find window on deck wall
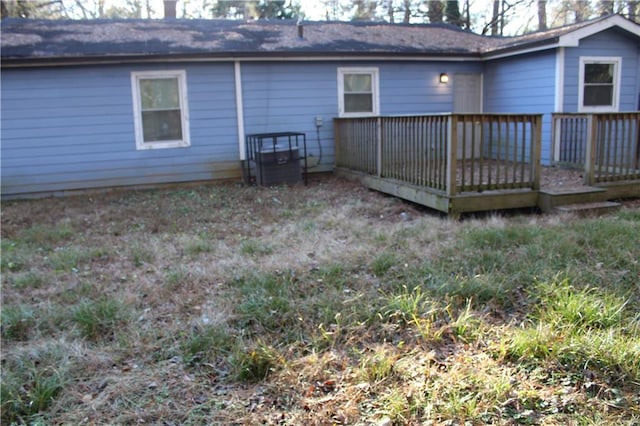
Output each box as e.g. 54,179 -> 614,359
338,68 -> 379,117
131,70 -> 190,150
578,57 -> 621,112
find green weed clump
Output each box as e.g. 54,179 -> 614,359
435,215 -> 640,309
48,247 -> 85,272
1,305 -> 36,341
371,252 -> 398,277
164,268 -> 190,292
181,325 -> 236,367
359,346 -> 397,383
381,285 -> 435,325
21,223 -> 74,246
500,277 -> 639,384
233,273 -> 296,335
10,272 -> 46,289
446,301 -> 484,343
537,278 -> 629,329
1,239 -> 25,272
240,239 -> 274,257
72,298 -> 130,341
129,242 -> 155,267
313,263 -> 349,289
231,341 -> 282,383
184,237 -> 213,256
436,274 -> 509,306
1,344 -> 71,425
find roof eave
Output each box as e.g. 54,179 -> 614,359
481,37 -> 560,60
558,14 -> 640,46
0,50 -> 484,68
482,14 -> 640,60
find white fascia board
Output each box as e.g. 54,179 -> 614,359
558,15 -> 640,47
478,15 -> 640,61
482,43 -> 559,60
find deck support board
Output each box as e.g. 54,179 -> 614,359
336,167 -> 540,215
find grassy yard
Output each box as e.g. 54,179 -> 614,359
1,176 -> 639,425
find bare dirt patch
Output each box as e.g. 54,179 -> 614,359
540,165 -> 589,191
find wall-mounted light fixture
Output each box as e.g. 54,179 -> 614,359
439,73 -> 449,84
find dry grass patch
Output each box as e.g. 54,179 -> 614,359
1,176 -> 638,424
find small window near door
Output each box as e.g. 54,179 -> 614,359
338,68 -> 379,117
579,57 -> 621,112
131,70 -> 190,150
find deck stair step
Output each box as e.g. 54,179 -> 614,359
537,186 -> 610,212
542,187 -> 607,204
554,201 -> 621,216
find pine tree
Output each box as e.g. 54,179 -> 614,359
445,0 -> 463,27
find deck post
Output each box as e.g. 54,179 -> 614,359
636,114 -> 640,170
552,114 -> 561,164
446,114 -> 458,197
584,114 -> 596,186
376,117 -> 382,177
333,118 -> 341,168
532,115 -> 542,190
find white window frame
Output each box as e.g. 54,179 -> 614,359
131,70 -> 191,150
578,56 -> 621,112
337,67 -> 380,117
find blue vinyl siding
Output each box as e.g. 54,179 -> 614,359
241,62 -> 338,167
484,51 -> 556,114
241,61 -> 482,169
1,63 -> 239,196
3,59 -> 484,196
563,29 -> 640,112
378,62 -> 483,114
484,51 -> 556,163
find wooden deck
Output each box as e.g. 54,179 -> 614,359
336,163 -> 640,215
334,112 -> 640,216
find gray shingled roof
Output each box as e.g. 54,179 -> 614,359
0,15 -> 636,65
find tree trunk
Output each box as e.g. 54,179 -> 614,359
445,0 -> 462,27
463,0 -> 470,29
573,0 -> 589,22
538,0 -> 547,30
403,0 -> 411,22
628,0 -> 639,22
491,0 -> 500,35
598,0 -> 614,16
427,0 -> 444,23
352,0 -> 377,21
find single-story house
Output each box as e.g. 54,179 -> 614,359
1,14 -> 639,198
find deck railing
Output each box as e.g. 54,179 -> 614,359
552,112 -> 640,184
334,114 -> 542,196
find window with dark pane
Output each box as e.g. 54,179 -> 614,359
140,78 -> 183,141
344,73 -> 373,113
583,63 -> 614,107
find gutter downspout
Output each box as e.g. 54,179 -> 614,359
554,47 -> 565,113
553,47 -> 565,164
234,60 -> 246,161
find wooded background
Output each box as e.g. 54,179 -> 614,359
1,0 -> 639,36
